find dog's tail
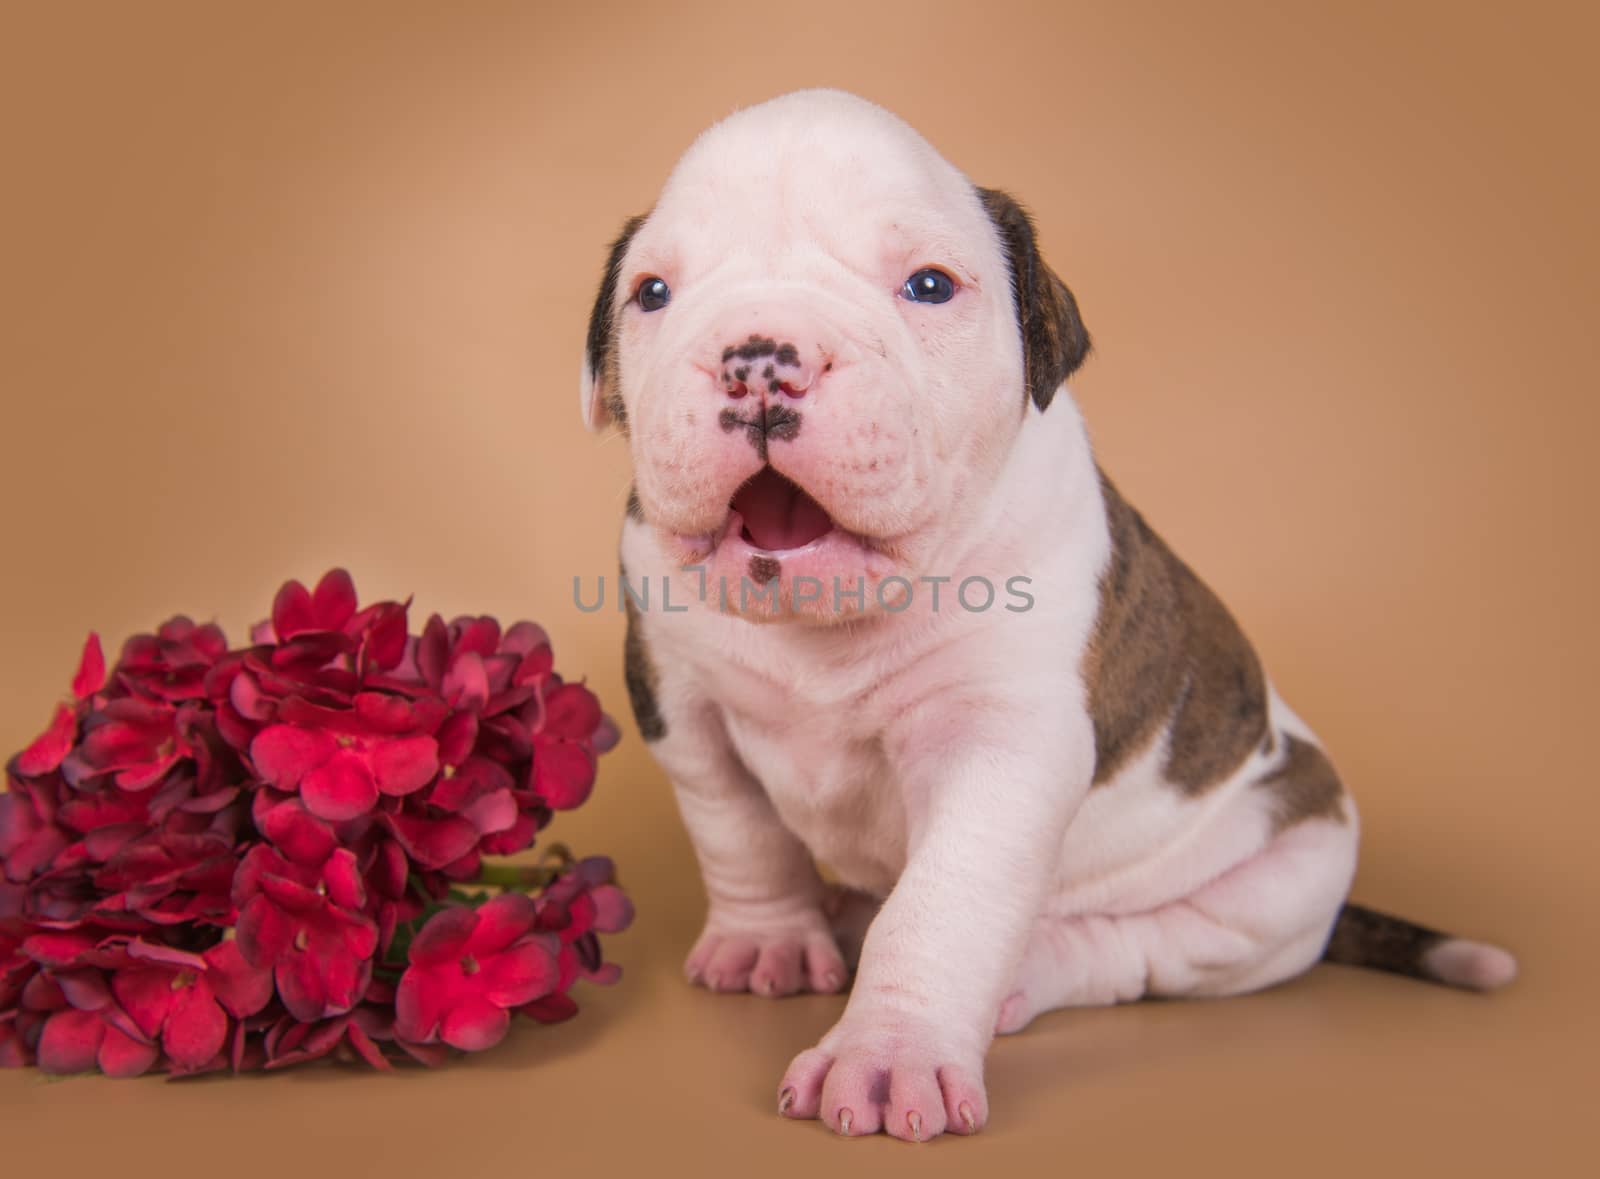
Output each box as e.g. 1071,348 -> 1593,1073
1320,902 -> 1517,991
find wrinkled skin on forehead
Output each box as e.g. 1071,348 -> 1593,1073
605,90 -> 1030,605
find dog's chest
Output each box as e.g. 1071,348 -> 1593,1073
713,667 -> 910,895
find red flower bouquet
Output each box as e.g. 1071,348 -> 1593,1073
0,570 -> 631,1075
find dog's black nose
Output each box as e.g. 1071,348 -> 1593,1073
719,335 -> 816,400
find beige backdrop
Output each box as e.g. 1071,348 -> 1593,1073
2,2 -> 1595,1175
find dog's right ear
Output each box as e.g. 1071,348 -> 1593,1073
580,214 -> 647,432
976,188 -> 1091,412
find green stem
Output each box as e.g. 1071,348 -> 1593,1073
474,862 -> 556,889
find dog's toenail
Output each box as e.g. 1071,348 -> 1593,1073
908,1111 -> 923,1140
761,977 -> 775,996
959,1102 -> 977,1133
837,1108 -> 853,1135
778,1087 -> 795,1116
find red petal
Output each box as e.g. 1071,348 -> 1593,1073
466,893 -> 539,957
590,884 -> 635,933
393,969 -> 440,1042
520,992 -> 579,1024
16,703 -> 77,777
271,579 -> 317,639
0,1023 -> 29,1068
443,652 -> 489,711
21,930 -> 96,968
314,945 -> 369,1017
97,1024 -> 159,1077
395,1037 -> 449,1067
407,906 -> 477,967
112,967 -> 176,1039
203,939 -> 274,1018
478,939 -> 559,1007
300,749 -> 379,822
38,1008 -> 105,1074
513,643 -> 555,686
429,756 -> 512,812
367,837 -> 408,899
250,725 -> 337,791
353,692 -> 438,736
438,996 -> 510,1052
479,812 -> 539,857
22,971 -> 67,1012
258,874 -> 322,914
321,848 -> 366,911
592,713 -> 621,754
260,800 -> 337,866
370,735 -> 439,797
3,823 -> 69,882
72,633 -> 107,700
531,741 -> 596,809
543,684 -> 602,739
362,601 -> 410,672
416,615 -> 449,687
500,622 -> 549,658
57,793 -> 148,834
434,711 -> 478,768
165,984 -> 228,1069
454,617 -> 502,658
345,1019 -> 391,1069
55,968 -> 112,1011
228,670 -> 274,723
275,953 -> 326,1022
384,813 -> 477,870
461,788 -> 517,836
312,568 -> 358,631
236,895 -> 294,964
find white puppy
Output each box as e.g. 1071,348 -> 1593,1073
580,89 -> 1515,1141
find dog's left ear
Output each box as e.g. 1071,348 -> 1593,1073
977,187 -> 1091,411
580,213 -> 647,432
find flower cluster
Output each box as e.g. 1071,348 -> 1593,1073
0,570 -> 631,1075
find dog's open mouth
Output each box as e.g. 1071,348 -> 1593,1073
729,466 -> 836,552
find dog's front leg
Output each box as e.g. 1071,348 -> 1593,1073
778,706 -> 1085,1141
655,701 -> 849,997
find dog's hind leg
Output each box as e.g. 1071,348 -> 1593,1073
995,815 -> 1359,1034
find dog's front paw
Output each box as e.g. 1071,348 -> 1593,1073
777,1014 -> 988,1141
685,913 -> 848,997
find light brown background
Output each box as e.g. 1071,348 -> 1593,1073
1,2 -> 1595,1175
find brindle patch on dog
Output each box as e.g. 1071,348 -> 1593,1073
719,405 -> 803,460
1258,735 -> 1347,833
1082,471 -> 1268,791
975,188 -> 1090,412
623,593 -> 666,741
764,404 -> 802,441
724,335 -> 776,362
748,555 -> 781,585
585,213 -> 647,431
1322,903 -> 1444,981
722,335 -> 804,367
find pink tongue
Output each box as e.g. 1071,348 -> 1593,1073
731,467 -> 835,551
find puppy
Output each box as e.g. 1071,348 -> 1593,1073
580,89 -> 1515,1141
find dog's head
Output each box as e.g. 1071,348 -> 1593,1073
581,89 -> 1089,622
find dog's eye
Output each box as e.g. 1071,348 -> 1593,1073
902,268 -> 956,304
636,277 -> 671,312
